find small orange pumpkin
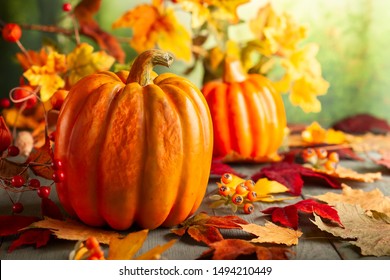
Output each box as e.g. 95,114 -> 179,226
54,49 -> 213,230
202,57 -> 286,160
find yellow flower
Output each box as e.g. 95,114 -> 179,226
23,50 -> 67,102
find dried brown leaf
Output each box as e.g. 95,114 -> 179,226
312,203 -> 390,256
313,184 -> 390,216
28,217 -> 122,244
314,165 -> 381,183
240,222 -> 303,246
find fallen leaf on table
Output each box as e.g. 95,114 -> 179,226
314,165 -> 381,183
240,222 -> 302,246
251,162 -> 341,196
0,215 -> 40,237
135,239 -> 177,260
108,229 -> 146,260
374,151 -> 390,169
262,199 -> 342,229
171,212 -> 248,245
332,113 -> 390,135
301,121 -> 347,145
8,229 -> 51,253
350,133 -> 390,153
199,239 -> 291,260
312,202 -> 390,256
253,178 -> 296,202
28,217 -> 122,244
41,198 -> 64,220
210,158 -> 246,177
313,184 -> 390,216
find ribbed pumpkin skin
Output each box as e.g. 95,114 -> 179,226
54,51 -> 213,230
202,60 -> 286,159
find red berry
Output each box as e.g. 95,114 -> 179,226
244,180 -> 255,191
243,203 -> 254,214
13,86 -> 37,109
28,178 -> 41,189
0,97 -> 11,108
2,23 -> 22,42
328,152 -> 339,163
221,173 -> 233,184
52,170 -> 65,182
11,175 -> 25,188
218,185 -> 230,197
247,191 -> 257,202
49,131 -> 56,142
315,148 -> 328,159
50,89 -> 68,110
7,145 -> 20,157
62,3 -> 72,12
51,159 -> 63,170
85,237 -> 100,250
232,194 -> 244,205
12,202 -> 24,214
235,183 -> 248,195
37,186 -> 51,198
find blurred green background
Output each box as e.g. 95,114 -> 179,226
1,0 -> 389,127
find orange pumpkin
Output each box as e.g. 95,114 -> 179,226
202,57 -> 286,160
54,49 -> 213,230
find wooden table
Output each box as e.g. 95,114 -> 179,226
1,159 -> 390,260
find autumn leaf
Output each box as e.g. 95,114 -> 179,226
210,158 -> 246,177
240,222 -> 302,246
199,239 -> 291,260
374,151 -> 390,169
332,113 -> 390,135
26,135 -> 54,180
253,178 -> 293,202
351,133 -> 390,153
66,43 -> 115,86
41,198 -> 64,220
262,199 -> 342,229
8,229 -> 51,253
23,50 -> 67,102
222,150 -> 282,163
28,217 -> 122,244
74,0 -> 125,63
314,165 -> 381,183
251,162 -> 341,196
301,121 -> 347,145
112,1 -> 191,62
0,215 -> 40,237
0,158 -> 28,182
313,184 -> 390,216
108,229 -> 148,260
171,212 -> 248,245
312,203 -> 390,256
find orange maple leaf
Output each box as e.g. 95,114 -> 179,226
112,0 -> 191,62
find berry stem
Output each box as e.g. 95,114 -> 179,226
15,40 -> 33,66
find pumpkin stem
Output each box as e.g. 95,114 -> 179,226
126,49 -> 174,86
223,57 -> 247,83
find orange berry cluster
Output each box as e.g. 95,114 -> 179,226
70,237 -> 105,260
216,173 -> 258,214
302,147 -> 339,171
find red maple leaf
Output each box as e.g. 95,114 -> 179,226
262,199 -> 342,229
8,229 -> 51,253
171,212 -> 248,245
210,158 -> 246,177
0,215 -> 40,237
332,113 -> 390,134
251,162 -> 341,195
41,198 -> 64,220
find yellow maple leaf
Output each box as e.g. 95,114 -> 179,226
66,43 -> 115,86
301,121 -> 346,145
23,50 -> 67,102
112,1 -> 191,62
